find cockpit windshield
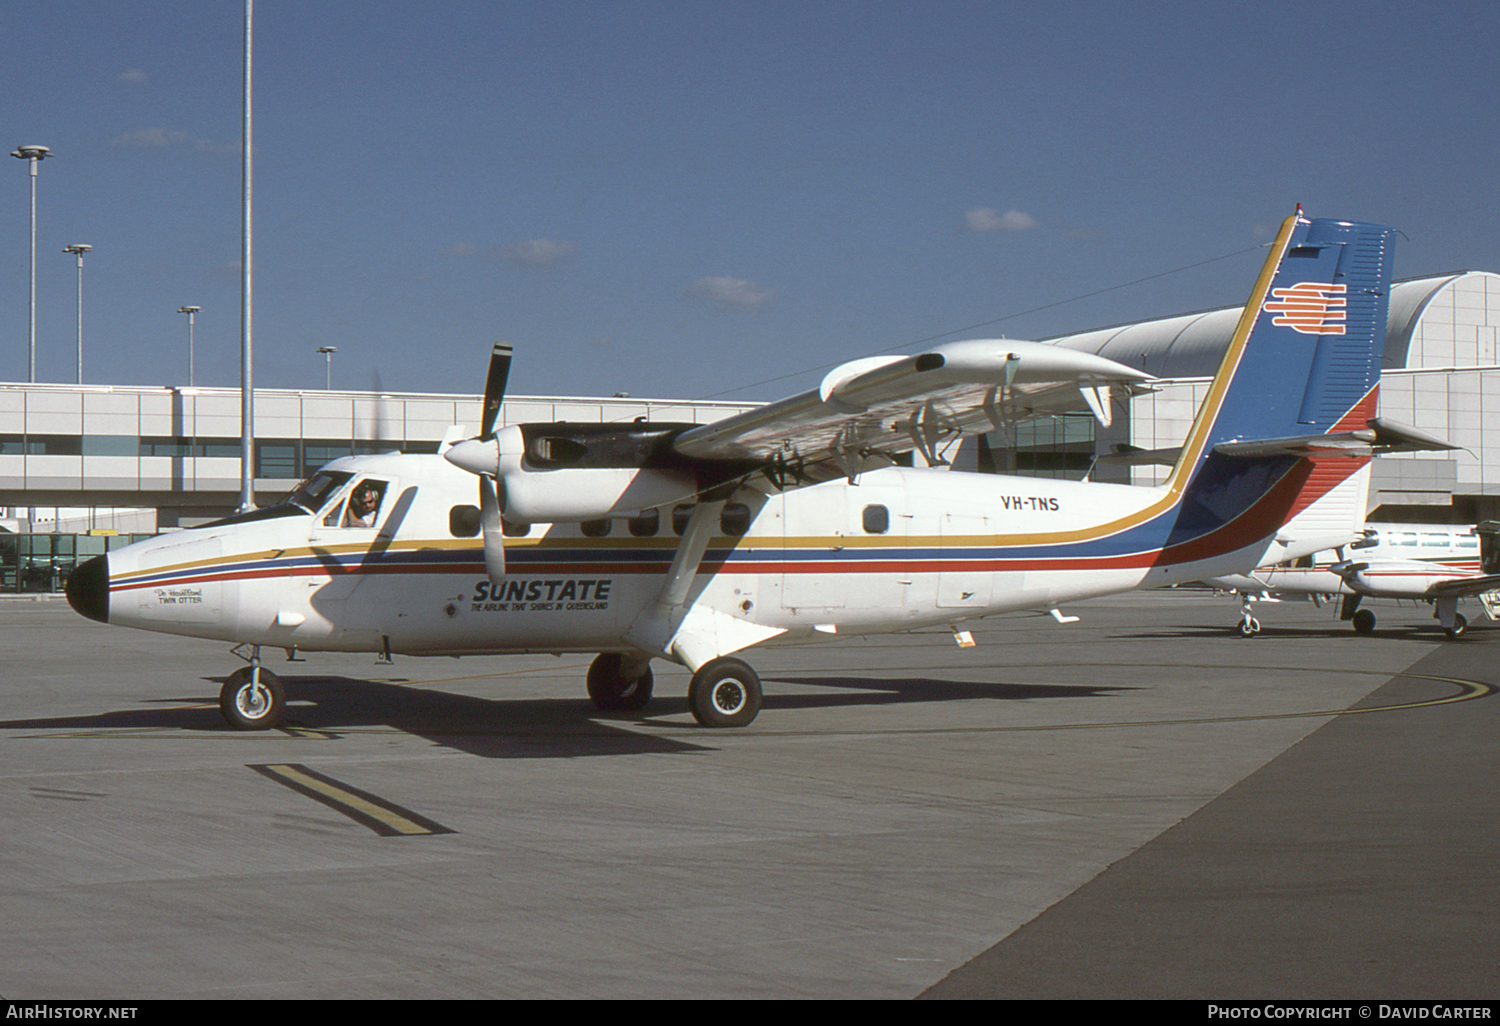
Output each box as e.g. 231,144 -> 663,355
286,471 -> 354,514
190,471 -> 356,530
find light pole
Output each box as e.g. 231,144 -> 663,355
317,346 -> 336,389
64,244 -> 91,384
178,306 -> 201,386
238,0 -> 254,512
11,145 -> 52,383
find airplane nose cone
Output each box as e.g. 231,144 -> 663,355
66,554 -> 110,623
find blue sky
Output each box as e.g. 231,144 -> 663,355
4,0 -> 1499,402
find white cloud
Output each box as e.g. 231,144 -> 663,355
112,127 -> 188,148
111,127 -> 238,155
689,276 -> 775,307
502,238 -> 576,267
119,68 -> 148,84
194,138 -> 241,156
444,239 -> 577,267
964,207 -> 1039,233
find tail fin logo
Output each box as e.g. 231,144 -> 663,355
1263,282 -> 1347,335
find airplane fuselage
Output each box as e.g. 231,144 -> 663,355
1256,523 -> 1485,597
84,450 -> 1290,660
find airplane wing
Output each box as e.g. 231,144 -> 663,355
1425,574 -> 1500,598
670,338 -> 1152,480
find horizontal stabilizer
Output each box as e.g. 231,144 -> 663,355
1213,433 -> 1378,459
1095,443 -> 1182,468
1367,417 -> 1459,454
1213,418 -> 1458,460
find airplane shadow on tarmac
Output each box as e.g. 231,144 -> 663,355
1122,620 -> 1493,642
0,671 -> 1136,759
758,676 -> 1132,713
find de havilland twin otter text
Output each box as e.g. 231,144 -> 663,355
67,212 -> 1406,730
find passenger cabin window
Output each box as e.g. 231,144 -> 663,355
672,505 -> 695,536
628,509 -> 660,537
502,519 -> 531,537
720,503 -> 751,537
580,518 -> 611,538
862,504 -> 890,534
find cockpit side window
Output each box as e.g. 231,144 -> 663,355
316,478 -> 390,529
341,479 -> 388,528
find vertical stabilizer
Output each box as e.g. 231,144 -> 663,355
1166,213 -> 1397,491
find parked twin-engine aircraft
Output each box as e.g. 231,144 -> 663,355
1213,521 -> 1500,637
67,212 -> 1399,730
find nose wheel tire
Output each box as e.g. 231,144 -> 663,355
587,653 -> 655,711
220,666 -> 285,730
688,657 -> 762,728
1350,608 -> 1376,634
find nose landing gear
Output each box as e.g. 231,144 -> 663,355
220,648 -> 285,730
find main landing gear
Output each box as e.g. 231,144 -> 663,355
1343,595 -> 1469,639
586,653 -> 654,711
687,657 -> 762,728
585,652 -> 763,728
219,653 -> 285,730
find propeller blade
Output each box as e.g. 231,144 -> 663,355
480,342 -> 513,441
478,474 -> 506,583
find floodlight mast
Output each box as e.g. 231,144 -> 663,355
178,306 -> 201,386
64,244 -> 91,384
11,145 -> 52,383
238,0 -> 254,512
317,346 -> 337,389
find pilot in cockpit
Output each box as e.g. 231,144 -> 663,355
342,480 -> 386,528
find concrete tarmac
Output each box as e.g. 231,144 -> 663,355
1,591 -> 1494,999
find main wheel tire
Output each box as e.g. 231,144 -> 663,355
1446,612 -> 1468,639
220,666 -> 285,730
1351,608 -> 1376,634
687,657 -> 762,728
586,653 -> 654,711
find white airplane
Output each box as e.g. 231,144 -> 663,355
66,211 -> 1399,731
1214,521 -> 1500,637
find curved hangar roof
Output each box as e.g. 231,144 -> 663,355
1045,271 -> 1495,379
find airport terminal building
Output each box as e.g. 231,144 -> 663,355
3,270 -> 1496,588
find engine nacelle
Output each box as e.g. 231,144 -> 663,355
1335,559 -> 1462,598
450,422 -> 710,522
503,465 -> 700,522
